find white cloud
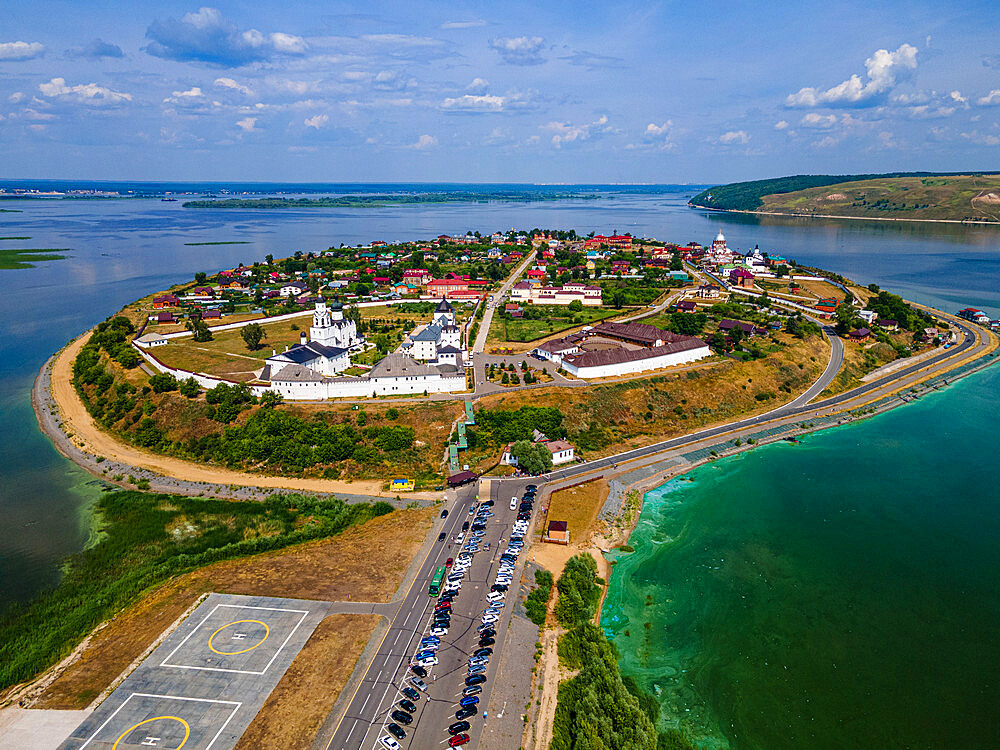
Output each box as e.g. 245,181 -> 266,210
908,105 -> 955,120
978,90 -> 1000,106
717,130 -> 749,145
0,41 -> 45,61
304,114 -> 329,129
950,90 -> 967,105
441,20 -> 487,29
774,120 -> 789,130
442,94 -> 505,112
800,113 -> 838,128
961,130 -> 1000,146
9,92 -> 25,103
467,77 -> 490,94
645,121 -> 672,137
39,77 -> 132,105
164,86 -> 204,102
236,116 -> 257,131
214,77 -> 252,96
271,32 -> 307,54
813,135 -> 841,148
489,36 -> 545,66
410,134 -> 437,149
542,115 -> 612,147
786,43 -> 918,108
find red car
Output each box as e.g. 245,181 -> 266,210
449,734 -> 470,747
445,557 -> 453,567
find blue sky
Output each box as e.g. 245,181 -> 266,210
1,0 -> 999,183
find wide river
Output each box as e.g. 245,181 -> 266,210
0,187 -> 997,745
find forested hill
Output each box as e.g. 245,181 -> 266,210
689,172 -> 997,219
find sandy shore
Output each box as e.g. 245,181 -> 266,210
35,332 -> 439,503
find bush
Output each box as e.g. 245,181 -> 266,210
525,569 -> 554,626
149,372 -> 179,393
554,553 -> 602,627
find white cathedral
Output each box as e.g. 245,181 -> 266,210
403,298 -> 464,368
261,298 -> 363,380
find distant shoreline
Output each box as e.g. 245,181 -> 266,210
690,204 -> 1000,227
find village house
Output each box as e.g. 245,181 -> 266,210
730,268 -> 755,288
510,280 -> 602,306
677,299 -> 698,313
849,327 -> 872,342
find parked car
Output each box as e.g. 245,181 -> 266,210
479,637 -> 495,647
449,733 -> 470,747
474,647 -> 493,658
455,706 -> 477,720
398,699 -> 417,713
410,665 -> 427,677
462,685 -> 482,697
461,521 -> 470,531
401,687 -> 420,701
465,674 -> 487,686
460,695 -> 480,708
390,710 -> 413,725
387,723 -> 406,739
380,736 -> 401,750
448,720 -> 471,735
409,677 -> 428,691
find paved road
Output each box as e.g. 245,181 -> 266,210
321,478 -> 538,750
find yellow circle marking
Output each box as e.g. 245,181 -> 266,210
208,619 -> 269,655
112,716 -> 190,750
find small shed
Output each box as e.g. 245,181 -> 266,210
545,520 -> 569,545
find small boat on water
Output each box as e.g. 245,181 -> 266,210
783,437 -> 800,444
161,197 -> 178,202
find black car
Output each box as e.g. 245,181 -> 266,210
402,687 -> 420,701
399,699 -> 417,713
391,710 -> 413,725
438,532 -> 447,542
433,617 -> 451,627
465,674 -> 487,686
410,664 -> 427,677
461,521 -> 470,531
482,499 -> 494,506
474,647 -> 493,658
456,706 -> 478,720
448,720 -> 471,735
441,509 -> 449,518
526,484 -> 537,491
479,627 -> 496,639
490,584 -> 507,593
478,637 -> 495,647
387,723 -> 406,740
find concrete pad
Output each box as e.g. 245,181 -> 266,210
0,708 -> 91,750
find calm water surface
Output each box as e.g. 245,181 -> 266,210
601,365 -> 1000,749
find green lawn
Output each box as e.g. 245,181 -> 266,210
491,305 -> 629,343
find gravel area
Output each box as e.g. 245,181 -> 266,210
478,613 -> 539,750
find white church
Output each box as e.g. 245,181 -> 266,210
261,298 -> 362,381
403,298 -> 465,368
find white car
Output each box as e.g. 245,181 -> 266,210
430,626 -> 448,637
380,736 -> 401,750
510,497 -> 518,510
416,655 -> 439,666
481,614 -> 498,624
455,532 -> 465,544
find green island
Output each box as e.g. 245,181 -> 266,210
182,190 -> 600,208
0,249 -> 68,269
690,171 -> 1000,223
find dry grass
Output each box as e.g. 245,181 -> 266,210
234,613 -> 380,750
545,478 -> 608,544
474,332 -> 828,464
35,506 -> 434,709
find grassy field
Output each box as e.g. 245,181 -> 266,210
31,504 -> 434,709
759,174 -> 1000,222
545,478 -> 609,543
0,490 -> 398,698
470,330 -> 828,465
235,613 -> 380,749
153,320 -> 307,377
487,305 -> 631,344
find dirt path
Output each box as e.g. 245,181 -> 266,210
45,333 -> 419,498
528,627 -> 567,750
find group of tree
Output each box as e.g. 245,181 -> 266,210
469,406 -> 566,448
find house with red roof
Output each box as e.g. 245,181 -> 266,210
729,268 -> 755,288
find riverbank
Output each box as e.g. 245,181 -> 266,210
33,332 -> 439,505
692,203 -> 1000,226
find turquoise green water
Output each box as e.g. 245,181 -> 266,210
601,364 -> 1000,750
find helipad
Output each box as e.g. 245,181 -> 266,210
58,594 -> 329,750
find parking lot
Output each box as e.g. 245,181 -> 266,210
58,594 -> 329,750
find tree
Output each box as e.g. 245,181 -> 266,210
510,440 -> 552,475
194,271 -> 207,284
241,323 -> 266,351
192,320 -> 213,342
568,299 -> 583,312
149,372 -> 179,393
670,251 -> 683,271
179,377 -> 199,398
